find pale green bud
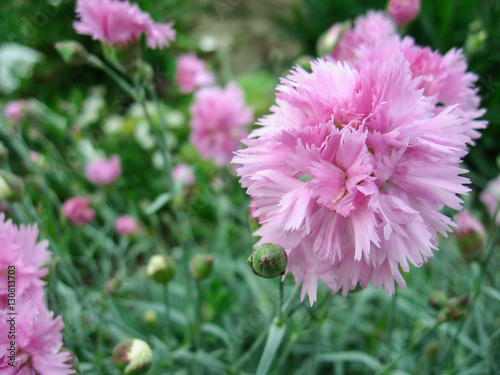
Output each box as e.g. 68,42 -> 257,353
113,338 -> 153,375
147,255 -> 176,285
248,243 -> 287,279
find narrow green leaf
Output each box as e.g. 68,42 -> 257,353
145,193 -> 171,215
256,320 -> 286,375
317,351 -> 383,371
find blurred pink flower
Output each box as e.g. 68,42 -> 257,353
74,0 -> 176,49
0,213 -> 50,309
0,301 -> 75,375
173,164 -> 195,187
85,155 -> 121,186
4,100 -> 26,122
63,197 -> 95,225
190,83 -> 253,167
234,56 -> 474,304
175,54 -> 215,94
454,210 -> 485,238
114,215 -> 138,235
332,11 -> 396,62
480,176 -> 500,222
388,0 -> 421,25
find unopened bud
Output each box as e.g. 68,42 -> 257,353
454,210 -> 485,262
113,338 -> 153,375
248,243 -> 288,279
130,61 -> 154,83
0,171 -> 24,201
142,309 -> 159,329
388,0 -> 421,26
147,255 -> 176,285
55,41 -> 89,65
60,348 -> 81,374
424,342 -> 439,360
438,295 -> 469,323
189,254 -> 214,280
316,21 -> 350,57
428,290 -> 447,311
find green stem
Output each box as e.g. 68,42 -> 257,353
278,279 -> 284,323
88,55 -> 139,100
164,284 -> 171,342
309,322 -> 319,375
193,280 -> 203,375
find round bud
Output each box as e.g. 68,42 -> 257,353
316,21 -> 350,57
428,290 -> 447,311
248,243 -> 288,279
142,309 -> 159,329
189,254 -> 214,281
113,338 -> 153,375
424,342 -> 439,360
147,255 -> 176,285
55,41 -> 89,65
0,171 -> 24,201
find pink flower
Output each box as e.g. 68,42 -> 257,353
62,197 -> 95,225
454,210 -> 485,238
4,100 -> 27,121
0,213 -> 50,309
85,155 -> 121,186
480,176 -> 500,222
190,83 -> 253,167
234,56 -> 476,304
114,215 -> 138,235
353,36 -> 486,142
388,0 -> 421,26
175,54 -> 215,94
74,0 -> 176,49
332,11 -> 396,62
0,301 -> 75,375
173,164 -> 195,187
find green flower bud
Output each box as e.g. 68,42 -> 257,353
113,338 -> 153,375
248,243 -> 288,279
316,21 -> 350,57
55,41 -> 89,65
428,290 -> 447,311
189,254 -> 214,280
142,309 -> 159,329
60,348 -> 81,374
0,171 -> 24,201
424,342 -> 439,360
147,255 -> 176,285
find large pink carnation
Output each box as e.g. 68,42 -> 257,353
0,302 -> 75,375
0,213 -> 50,309
234,56 -> 475,304
190,83 -> 253,167
74,0 -> 176,49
